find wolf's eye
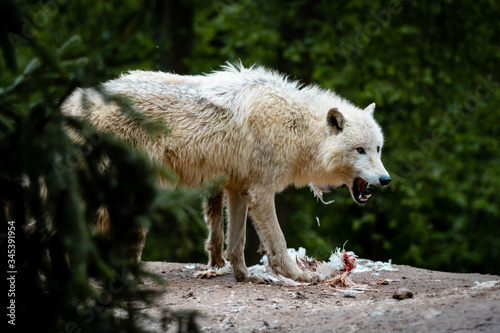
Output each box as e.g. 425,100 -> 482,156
356,147 -> 365,154
377,146 -> 381,153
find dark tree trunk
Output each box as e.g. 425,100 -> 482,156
152,0 -> 194,73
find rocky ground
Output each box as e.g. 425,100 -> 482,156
136,261 -> 500,332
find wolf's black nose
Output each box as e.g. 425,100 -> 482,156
379,176 -> 391,186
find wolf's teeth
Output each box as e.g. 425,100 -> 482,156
358,194 -> 368,202
365,194 -> 371,199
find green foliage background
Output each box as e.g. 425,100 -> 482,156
3,0 -> 500,289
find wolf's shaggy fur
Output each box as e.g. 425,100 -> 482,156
61,64 -> 390,282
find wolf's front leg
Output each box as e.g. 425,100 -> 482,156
224,190 -> 267,283
247,190 -> 323,283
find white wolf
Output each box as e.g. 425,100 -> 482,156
61,63 -> 391,283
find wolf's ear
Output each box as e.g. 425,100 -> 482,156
364,103 -> 376,115
326,107 -> 344,135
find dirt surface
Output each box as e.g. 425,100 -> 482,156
137,261 -> 500,332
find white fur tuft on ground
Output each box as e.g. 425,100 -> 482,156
192,247 -> 397,290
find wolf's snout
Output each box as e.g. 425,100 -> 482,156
379,176 -> 391,186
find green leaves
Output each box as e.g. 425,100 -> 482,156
0,57 -> 40,95
0,5 -> 202,331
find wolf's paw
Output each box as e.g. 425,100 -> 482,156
248,274 -> 271,284
234,273 -> 270,284
208,256 -> 226,268
296,271 -> 325,284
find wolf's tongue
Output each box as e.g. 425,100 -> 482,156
356,178 -> 371,201
357,178 -> 367,192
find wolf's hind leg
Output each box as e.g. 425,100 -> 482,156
125,226 -> 149,263
204,191 -> 225,268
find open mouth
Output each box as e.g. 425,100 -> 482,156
351,177 -> 371,205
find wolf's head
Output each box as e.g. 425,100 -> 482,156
313,102 -> 390,205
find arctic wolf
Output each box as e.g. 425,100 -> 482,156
61,64 -> 391,283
